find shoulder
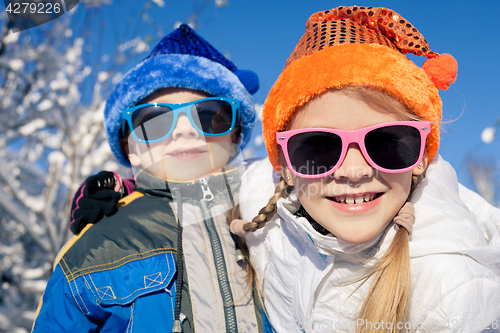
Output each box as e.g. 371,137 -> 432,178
411,155 -> 493,254
458,183 -> 500,246
60,191 -> 177,280
410,253 -> 500,326
240,158 -> 278,222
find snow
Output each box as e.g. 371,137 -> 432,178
151,0 -> 165,7
215,0 -> 229,7
101,54 -> 110,63
16,191 -> 45,212
103,160 -> 120,171
29,92 -> 42,103
3,32 -> 19,44
20,280 -> 47,294
57,96 -> 68,106
21,267 -> 45,280
47,151 -> 66,165
136,41 -> 148,53
18,119 -> 47,136
8,59 -> 25,71
37,99 -> 54,112
49,78 -> 70,90
81,65 -> 92,77
482,127 -> 496,144
112,72 -> 123,84
66,38 -> 83,63
97,71 -> 109,82
255,103 -> 263,121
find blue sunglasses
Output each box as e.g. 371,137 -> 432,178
121,97 -> 241,143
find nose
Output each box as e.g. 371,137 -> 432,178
333,143 -> 374,181
171,114 -> 200,140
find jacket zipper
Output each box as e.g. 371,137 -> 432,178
199,178 -> 238,333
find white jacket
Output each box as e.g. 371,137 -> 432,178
241,156 -> 500,333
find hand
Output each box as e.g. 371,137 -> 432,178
69,171 -> 134,234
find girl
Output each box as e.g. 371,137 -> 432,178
232,6 -> 500,333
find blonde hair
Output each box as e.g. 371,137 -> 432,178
244,86 -> 427,332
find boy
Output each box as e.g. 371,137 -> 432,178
32,24 -> 267,333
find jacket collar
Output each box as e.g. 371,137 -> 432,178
135,166 -> 242,205
276,191 -> 393,260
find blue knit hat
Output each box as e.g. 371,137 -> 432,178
104,24 -> 259,166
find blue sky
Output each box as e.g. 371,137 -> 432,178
8,0 -> 500,195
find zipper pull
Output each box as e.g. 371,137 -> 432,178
199,178 -> 214,202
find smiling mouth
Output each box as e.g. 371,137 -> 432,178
328,193 -> 382,204
167,148 -> 206,156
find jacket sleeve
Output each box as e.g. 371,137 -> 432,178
417,277 -> 500,333
32,265 -> 98,332
412,254 -> 500,333
458,183 -> 500,246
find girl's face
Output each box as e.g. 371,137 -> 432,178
281,90 -> 427,244
128,88 -> 239,180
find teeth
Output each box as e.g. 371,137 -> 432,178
333,194 -> 377,204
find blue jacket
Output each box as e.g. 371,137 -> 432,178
32,170 -> 270,332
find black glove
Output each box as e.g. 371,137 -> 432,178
69,171 -> 135,234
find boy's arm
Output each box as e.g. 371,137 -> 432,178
69,171 -> 135,234
32,265 -> 98,332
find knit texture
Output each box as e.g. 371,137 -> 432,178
263,43 -> 442,171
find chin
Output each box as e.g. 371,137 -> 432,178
334,227 -> 383,245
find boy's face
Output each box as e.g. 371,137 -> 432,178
127,88 -> 240,181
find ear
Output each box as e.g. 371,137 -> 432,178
412,152 -> 428,176
128,153 -> 142,167
230,125 -> 242,145
282,168 -> 295,186
278,149 -> 295,186
121,137 -> 142,166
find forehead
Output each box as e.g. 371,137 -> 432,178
139,88 -> 210,105
289,90 -> 409,131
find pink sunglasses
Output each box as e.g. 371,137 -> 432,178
276,121 -> 431,178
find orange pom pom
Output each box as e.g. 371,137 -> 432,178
422,53 -> 458,90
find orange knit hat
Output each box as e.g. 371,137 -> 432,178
263,6 -> 457,171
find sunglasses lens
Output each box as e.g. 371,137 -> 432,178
191,100 -> 234,135
131,106 -> 173,141
365,125 -> 421,170
287,132 -> 342,175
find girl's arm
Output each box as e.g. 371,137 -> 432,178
69,171 -> 135,234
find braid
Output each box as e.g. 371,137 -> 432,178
244,177 -> 292,233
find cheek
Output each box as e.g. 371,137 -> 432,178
132,141 -> 169,165
205,132 -> 235,144
207,142 -> 232,166
386,171 -> 413,200
293,177 -> 325,201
